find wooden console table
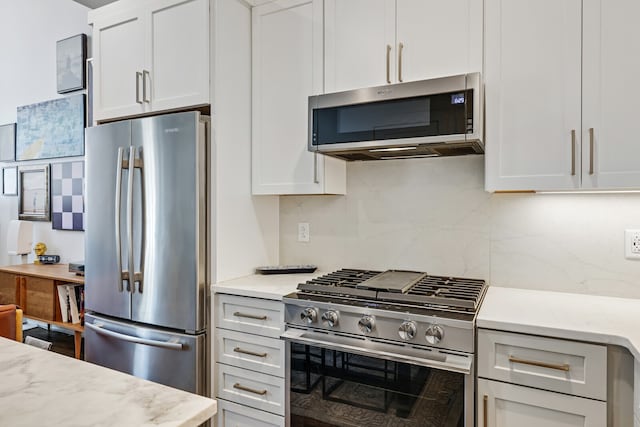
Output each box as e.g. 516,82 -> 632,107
0,264 -> 84,359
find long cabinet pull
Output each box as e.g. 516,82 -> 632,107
135,72 -> 143,104
233,383 -> 268,396
508,355 -> 570,371
142,70 -> 151,103
398,42 -> 404,82
233,347 -> 268,358
386,44 -> 391,84
233,311 -> 268,321
483,395 -> 488,426
570,129 -> 576,176
589,127 -> 595,175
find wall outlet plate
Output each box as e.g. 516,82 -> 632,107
625,229 -> 640,260
297,222 -> 310,242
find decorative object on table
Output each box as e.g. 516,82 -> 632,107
2,166 -> 17,196
33,242 -> 47,264
38,255 -> 61,264
56,34 -> 87,94
6,220 -> 33,256
51,160 -> 84,231
16,94 -> 85,161
0,123 -> 16,161
18,164 -> 50,221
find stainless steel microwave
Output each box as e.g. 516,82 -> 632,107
308,73 -> 483,161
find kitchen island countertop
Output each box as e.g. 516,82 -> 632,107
478,286 -> 640,360
0,337 -> 216,427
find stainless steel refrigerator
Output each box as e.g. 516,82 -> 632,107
84,111 -> 209,395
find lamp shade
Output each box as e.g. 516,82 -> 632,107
7,220 -> 33,255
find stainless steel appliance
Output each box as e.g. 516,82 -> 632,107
282,269 -> 487,426
84,111 -> 208,395
308,73 -> 483,161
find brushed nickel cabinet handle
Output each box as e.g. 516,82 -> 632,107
398,42 -> 404,82
509,355 -> 570,371
386,44 -> 391,84
483,395 -> 488,426
233,347 -> 268,358
570,129 -> 576,176
142,70 -> 150,103
589,127 -> 594,175
135,72 -> 143,104
233,311 -> 268,321
233,383 -> 267,396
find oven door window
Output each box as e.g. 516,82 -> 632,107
290,343 -> 465,427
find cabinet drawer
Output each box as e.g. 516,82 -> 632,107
217,399 -> 284,427
22,277 -> 57,321
217,363 -> 285,416
477,378 -> 606,427
216,328 -> 285,377
478,329 -> 606,400
216,294 -> 284,338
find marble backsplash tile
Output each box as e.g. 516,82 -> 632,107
280,156 -> 640,299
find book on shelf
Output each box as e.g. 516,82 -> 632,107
57,283 -> 85,325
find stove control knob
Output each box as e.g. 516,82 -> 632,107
425,325 -> 444,345
300,307 -> 317,324
358,315 -> 376,334
398,321 -> 417,341
322,310 -> 339,327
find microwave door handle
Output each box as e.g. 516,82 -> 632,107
313,152 -> 319,184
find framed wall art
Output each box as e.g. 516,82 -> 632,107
18,164 -> 50,221
16,94 -> 85,161
56,33 -> 87,94
0,123 -> 15,161
51,161 -> 84,231
2,166 -> 17,196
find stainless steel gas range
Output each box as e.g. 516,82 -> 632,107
281,269 -> 487,427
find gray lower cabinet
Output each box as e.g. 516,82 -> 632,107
214,293 -> 286,427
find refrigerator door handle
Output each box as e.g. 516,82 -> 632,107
126,146 -> 136,293
115,147 -> 126,292
85,322 -> 184,350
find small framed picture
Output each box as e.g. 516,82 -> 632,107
56,34 -> 87,94
18,164 -> 50,221
0,123 -> 15,161
2,166 -> 17,196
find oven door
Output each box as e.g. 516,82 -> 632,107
282,328 -> 474,427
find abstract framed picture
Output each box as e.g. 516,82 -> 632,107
51,161 -> 84,231
0,123 -> 16,161
56,33 -> 87,94
16,94 -> 85,161
18,164 -> 50,221
2,166 -> 17,196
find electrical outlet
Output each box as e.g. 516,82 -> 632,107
625,229 -> 640,260
298,222 -> 310,242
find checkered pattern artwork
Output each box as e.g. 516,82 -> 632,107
51,161 -> 84,231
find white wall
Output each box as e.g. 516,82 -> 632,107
280,156 -> 640,299
0,0 -> 90,265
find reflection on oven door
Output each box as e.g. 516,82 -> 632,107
290,343 -> 465,427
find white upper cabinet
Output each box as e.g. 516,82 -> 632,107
89,0 -> 209,122
324,0 -> 482,93
486,0 -> 640,191
252,0 -> 346,195
582,0 -> 640,189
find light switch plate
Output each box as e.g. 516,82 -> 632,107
625,229 -> 640,260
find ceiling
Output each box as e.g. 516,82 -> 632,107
71,0 -> 116,8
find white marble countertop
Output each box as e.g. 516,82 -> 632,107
478,286 -> 640,360
213,271 -> 326,300
0,337 -> 217,427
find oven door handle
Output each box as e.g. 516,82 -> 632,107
281,329 -> 472,375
